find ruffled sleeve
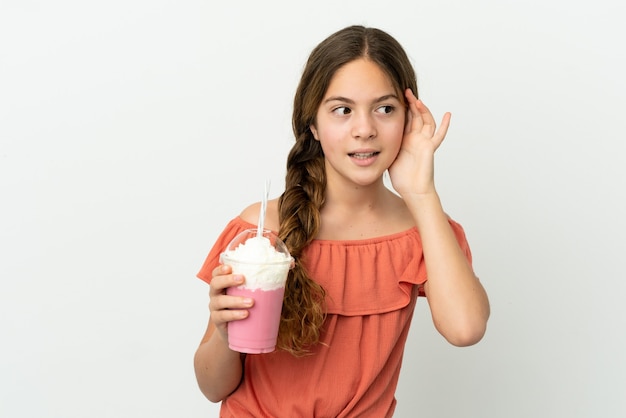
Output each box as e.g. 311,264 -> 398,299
303,218 -> 473,315
196,216 -> 473,313
449,217 -> 473,263
196,217 -> 255,284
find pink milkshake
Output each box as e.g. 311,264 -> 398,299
226,286 -> 286,353
220,229 -> 292,354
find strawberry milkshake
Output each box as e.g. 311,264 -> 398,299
220,229 -> 292,354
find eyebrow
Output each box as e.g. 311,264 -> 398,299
323,94 -> 399,105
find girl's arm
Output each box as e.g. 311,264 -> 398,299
389,90 -> 489,346
406,192 -> 490,346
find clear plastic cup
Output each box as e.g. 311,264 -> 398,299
220,229 -> 292,353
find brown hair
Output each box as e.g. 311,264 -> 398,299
277,25 -> 418,355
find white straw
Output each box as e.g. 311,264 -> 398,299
257,179 -> 271,237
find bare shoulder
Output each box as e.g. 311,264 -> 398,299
239,198 -> 281,232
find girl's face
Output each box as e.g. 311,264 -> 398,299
310,58 -> 406,189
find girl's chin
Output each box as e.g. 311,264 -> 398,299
346,172 -> 388,188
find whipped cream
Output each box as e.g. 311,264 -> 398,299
222,236 -> 292,290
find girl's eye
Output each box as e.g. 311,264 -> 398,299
332,106 -> 351,116
376,105 -> 394,114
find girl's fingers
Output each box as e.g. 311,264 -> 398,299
404,89 -> 423,133
208,287 -> 254,327
208,263 -> 253,326
431,112 -> 452,149
211,302 -> 251,324
209,289 -> 252,310
210,264 -> 243,294
413,99 -> 437,137
405,89 -> 445,138
212,264 -> 231,279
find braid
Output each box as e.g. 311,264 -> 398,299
275,25 -> 417,355
277,135 -> 327,356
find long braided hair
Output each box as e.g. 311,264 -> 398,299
277,25 -> 418,356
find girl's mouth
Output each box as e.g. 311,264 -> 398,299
348,152 -> 379,159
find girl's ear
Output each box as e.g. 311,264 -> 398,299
310,124 -> 319,141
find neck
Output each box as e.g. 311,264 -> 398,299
323,177 -> 391,212
317,177 -> 411,240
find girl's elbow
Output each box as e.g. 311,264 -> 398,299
205,391 -> 228,404
196,379 -> 235,404
445,324 -> 487,347
439,315 -> 489,347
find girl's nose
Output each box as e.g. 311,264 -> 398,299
351,112 -> 377,140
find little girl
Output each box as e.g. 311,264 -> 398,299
194,25 -> 490,417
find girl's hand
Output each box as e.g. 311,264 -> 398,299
208,264 -> 253,344
388,88 -> 451,197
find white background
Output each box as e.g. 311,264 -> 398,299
1,0 -> 624,417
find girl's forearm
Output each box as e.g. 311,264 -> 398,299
405,192 -> 490,346
194,323 -> 244,402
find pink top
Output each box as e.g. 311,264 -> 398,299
198,216 -> 472,417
